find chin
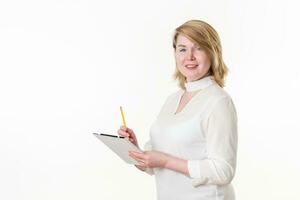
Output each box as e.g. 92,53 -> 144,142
186,74 -> 207,82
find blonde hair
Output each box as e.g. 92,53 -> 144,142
172,20 -> 228,89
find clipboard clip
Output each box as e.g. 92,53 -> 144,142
95,133 -> 125,139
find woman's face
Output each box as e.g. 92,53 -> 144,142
175,34 -> 211,82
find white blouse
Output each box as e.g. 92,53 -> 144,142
144,76 -> 238,200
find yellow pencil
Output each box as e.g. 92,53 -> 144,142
120,106 -> 127,128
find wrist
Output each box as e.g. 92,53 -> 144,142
164,154 -> 174,169
163,155 -> 189,176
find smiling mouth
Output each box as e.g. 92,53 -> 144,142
185,65 -> 198,69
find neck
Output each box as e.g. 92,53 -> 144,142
184,75 -> 215,92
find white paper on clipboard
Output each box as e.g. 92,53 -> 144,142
93,132 -> 142,165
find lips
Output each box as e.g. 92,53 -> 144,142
185,64 -> 198,69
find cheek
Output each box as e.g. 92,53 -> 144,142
175,55 -> 185,65
196,54 -> 210,66
201,59 -> 210,68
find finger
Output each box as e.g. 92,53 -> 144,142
128,151 -> 140,159
122,126 -> 133,134
120,126 -> 134,137
129,151 -> 145,159
120,126 -> 127,131
133,156 -> 145,165
129,138 -> 135,143
126,128 -> 133,134
137,161 -> 146,167
128,153 -> 143,162
120,126 -> 130,132
117,130 -> 129,137
130,150 -> 144,154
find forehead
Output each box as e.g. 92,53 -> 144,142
176,34 -> 197,46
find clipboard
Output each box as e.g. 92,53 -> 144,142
93,132 -> 142,165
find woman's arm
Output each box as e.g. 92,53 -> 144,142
187,97 -> 238,186
129,150 -> 189,175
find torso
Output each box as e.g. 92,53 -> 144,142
150,83 -> 236,200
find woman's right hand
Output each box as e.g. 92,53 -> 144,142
117,126 -> 139,147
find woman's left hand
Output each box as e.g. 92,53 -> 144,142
128,150 -> 169,168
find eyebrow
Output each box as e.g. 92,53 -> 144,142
176,44 -> 202,49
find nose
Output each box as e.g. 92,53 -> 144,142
186,49 -> 195,60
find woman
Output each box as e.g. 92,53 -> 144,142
118,20 -> 238,200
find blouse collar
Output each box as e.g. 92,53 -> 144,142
184,75 -> 215,92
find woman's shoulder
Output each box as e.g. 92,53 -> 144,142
208,83 -> 233,101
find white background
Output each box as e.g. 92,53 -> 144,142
1,0 -> 299,199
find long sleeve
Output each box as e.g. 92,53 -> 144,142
187,96 -> 238,187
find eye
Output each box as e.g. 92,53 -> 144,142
178,48 -> 186,52
196,47 -> 203,51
